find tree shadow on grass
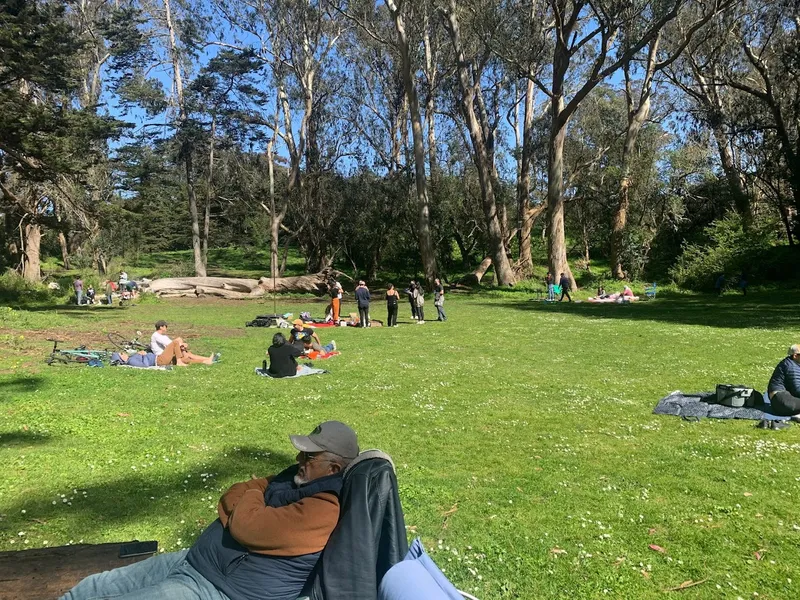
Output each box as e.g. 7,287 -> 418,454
0,430 -> 53,446
4,447 -> 297,542
481,292 -> 800,330
0,376 -> 47,398
16,304 -> 132,315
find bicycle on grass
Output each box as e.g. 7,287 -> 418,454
107,332 -> 150,354
45,339 -> 114,366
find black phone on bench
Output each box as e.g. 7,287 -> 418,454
119,540 -> 158,558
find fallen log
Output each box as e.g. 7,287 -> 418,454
144,269 -> 341,298
147,277 -> 259,294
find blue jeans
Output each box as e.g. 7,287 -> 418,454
435,304 -> 446,321
76,290 -> 83,305
60,550 -> 229,600
547,284 -> 555,301
107,294 -> 113,305
322,343 -> 335,353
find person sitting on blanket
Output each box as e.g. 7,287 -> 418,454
768,344 -> 800,417
61,420 -> 359,600
150,320 -> 218,366
289,318 -> 323,349
269,332 -> 317,377
302,335 -> 337,359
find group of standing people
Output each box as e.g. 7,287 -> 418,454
327,278 -> 447,328
72,271 -> 137,306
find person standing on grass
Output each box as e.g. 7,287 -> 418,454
73,276 -> 83,305
433,278 -> 447,321
405,280 -> 418,320
355,280 -> 371,327
768,344 -> 800,417
386,283 -> 400,327
105,280 -> 113,305
329,280 -> 342,324
715,273 -> 725,296
546,272 -> 555,301
558,272 -> 571,302
413,282 -> 425,324
739,270 -> 749,296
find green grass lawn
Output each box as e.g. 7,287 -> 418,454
1,291 -> 799,599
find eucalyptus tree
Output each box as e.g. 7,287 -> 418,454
715,0 -> 800,234
213,0 -> 346,279
438,0 -> 519,285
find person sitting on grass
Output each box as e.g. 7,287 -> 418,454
60,420 -> 359,600
302,335 -> 337,359
150,320 -> 218,367
768,344 -> 800,418
289,318 -> 323,348
111,350 -> 159,368
268,332 -> 322,378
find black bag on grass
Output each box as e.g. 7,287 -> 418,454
715,384 -> 761,408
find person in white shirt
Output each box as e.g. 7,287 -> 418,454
150,320 -> 218,367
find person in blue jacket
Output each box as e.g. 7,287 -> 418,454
768,344 -> 800,417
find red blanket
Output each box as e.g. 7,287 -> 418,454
305,350 -> 341,360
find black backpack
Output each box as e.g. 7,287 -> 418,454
715,384 -> 761,408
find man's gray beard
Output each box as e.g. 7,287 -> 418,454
293,474 -> 307,486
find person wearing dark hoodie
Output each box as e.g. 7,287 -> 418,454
61,421 -> 359,600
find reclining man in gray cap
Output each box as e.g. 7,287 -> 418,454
61,421 -> 359,600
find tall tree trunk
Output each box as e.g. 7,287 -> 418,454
163,0 -> 205,276
22,222 -> 41,283
443,2 -> 515,286
518,80 -> 536,276
387,0 -> 438,287
58,231 -> 71,270
712,126 -> 752,225
546,102 -> 575,290
202,115 -> 216,269
611,45 -> 657,280
185,154 -> 206,276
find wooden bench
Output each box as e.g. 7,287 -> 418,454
0,542 -> 155,600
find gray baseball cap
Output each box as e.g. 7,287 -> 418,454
290,421 -> 359,459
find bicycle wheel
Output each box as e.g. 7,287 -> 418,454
130,340 -> 149,351
45,353 -> 75,366
107,332 -> 130,350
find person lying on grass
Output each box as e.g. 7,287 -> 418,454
150,320 -> 218,366
61,420 -> 359,600
110,350 -> 159,368
302,335 -> 337,359
768,343 -> 800,418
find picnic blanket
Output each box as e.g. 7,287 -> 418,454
116,365 -> 172,371
254,366 -> 328,378
587,296 -> 639,303
653,390 -> 787,421
304,350 -> 340,360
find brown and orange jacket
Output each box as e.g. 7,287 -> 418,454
217,476 -> 340,556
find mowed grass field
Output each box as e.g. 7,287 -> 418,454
1,291 -> 799,599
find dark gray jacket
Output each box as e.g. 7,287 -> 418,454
304,451 -> 408,600
769,356 -> 800,397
